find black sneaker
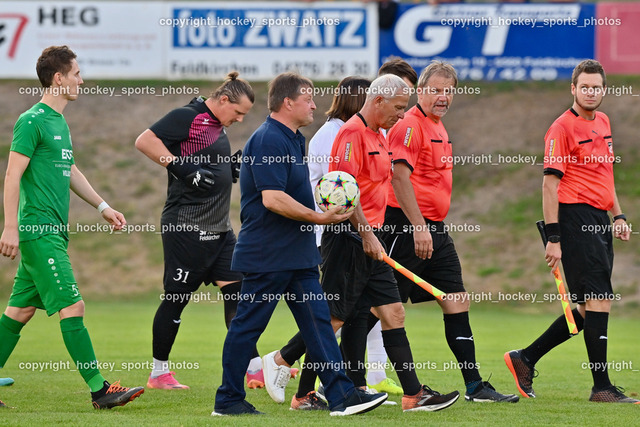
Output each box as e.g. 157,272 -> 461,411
465,381 -> 520,403
91,381 -> 144,409
504,350 -> 537,398
212,400 -> 265,415
329,388 -> 387,416
402,385 -> 459,412
589,385 -> 640,403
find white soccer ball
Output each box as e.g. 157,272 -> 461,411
314,171 -> 360,214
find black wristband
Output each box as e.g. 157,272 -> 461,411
544,222 -> 561,240
613,214 -> 627,222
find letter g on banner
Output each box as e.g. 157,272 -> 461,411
394,5 -> 451,56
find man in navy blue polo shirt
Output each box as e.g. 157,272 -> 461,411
212,72 -> 387,416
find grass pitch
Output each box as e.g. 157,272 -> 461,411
0,296 -> 638,426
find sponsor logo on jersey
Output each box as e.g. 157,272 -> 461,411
54,135 -> 62,140
199,230 -> 221,241
403,127 -> 413,147
344,142 -> 352,162
61,148 -> 73,160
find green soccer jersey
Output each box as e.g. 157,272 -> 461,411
10,102 -> 74,241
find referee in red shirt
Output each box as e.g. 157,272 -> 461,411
505,59 -> 638,403
381,62 -> 518,403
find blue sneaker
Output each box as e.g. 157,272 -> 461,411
212,400 -> 265,416
329,388 -> 387,416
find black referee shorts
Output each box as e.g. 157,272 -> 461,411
382,207 -> 465,304
320,222 -> 401,321
161,227 -> 243,293
559,203 -> 614,303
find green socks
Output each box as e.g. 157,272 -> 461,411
60,316 -> 106,392
0,314 -> 25,368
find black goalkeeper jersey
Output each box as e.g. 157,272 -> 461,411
150,96 -> 233,232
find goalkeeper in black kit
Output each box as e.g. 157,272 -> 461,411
135,72 -> 263,389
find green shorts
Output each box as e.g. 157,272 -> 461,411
8,233 -> 82,316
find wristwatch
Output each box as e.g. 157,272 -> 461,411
548,235 -> 560,244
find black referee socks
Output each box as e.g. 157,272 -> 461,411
382,327 -> 422,396
583,310 -> 611,390
443,312 -> 481,385
522,308 -> 584,366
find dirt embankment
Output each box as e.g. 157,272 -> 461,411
0,80 -> 638,312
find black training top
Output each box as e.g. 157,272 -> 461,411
150,96 -> 233,232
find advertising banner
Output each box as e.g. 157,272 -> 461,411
595,2 -> 640,75
380,3 -> 596,81
164,2 -> 378,80
0,1 -> 165,78
1,1 -> 378,81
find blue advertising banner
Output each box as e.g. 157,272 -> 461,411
380,3 -> 596,81
171,7 -> 367,49
167,2 -> 379,80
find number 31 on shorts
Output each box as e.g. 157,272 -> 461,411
173,268 -> 190,283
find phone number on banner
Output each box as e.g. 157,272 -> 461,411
272,60 -> 371,78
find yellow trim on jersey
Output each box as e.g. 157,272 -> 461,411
548,138 -> 556,158
344,142 -> 352,162
403,127 -> 414,147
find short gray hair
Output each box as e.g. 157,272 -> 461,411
417,61 -> 458,89
366,74 -> 410,101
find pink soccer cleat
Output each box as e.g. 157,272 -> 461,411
146,371 -> 189,390
246,369 -> 265,389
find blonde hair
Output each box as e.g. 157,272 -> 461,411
210,71 -> 255,103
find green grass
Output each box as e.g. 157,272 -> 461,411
1,297 -> 639,425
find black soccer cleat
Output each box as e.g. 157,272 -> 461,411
212,400 -> 265,416
504,350 -> 537,398
589,385 -> 640,404
290,391 -> 329,411
91,381 -> 144,409
465,381 -> 520,403
402,385 -> 459,412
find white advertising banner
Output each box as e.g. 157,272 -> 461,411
0,1 -> 378,81
0,1 -> 165,79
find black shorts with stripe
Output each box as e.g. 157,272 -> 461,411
559,203 -> 614,303
162,228 -> 242,293
320,222 -> 401,321
381,207 -> 465,304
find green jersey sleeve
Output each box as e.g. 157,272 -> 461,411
10,114 -> 41,158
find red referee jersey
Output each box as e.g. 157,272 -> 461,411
330,114 -> 392,229
386,105 -> 453,221
543,108 -> 616,211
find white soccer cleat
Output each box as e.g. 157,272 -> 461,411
262,351 -> 291,404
